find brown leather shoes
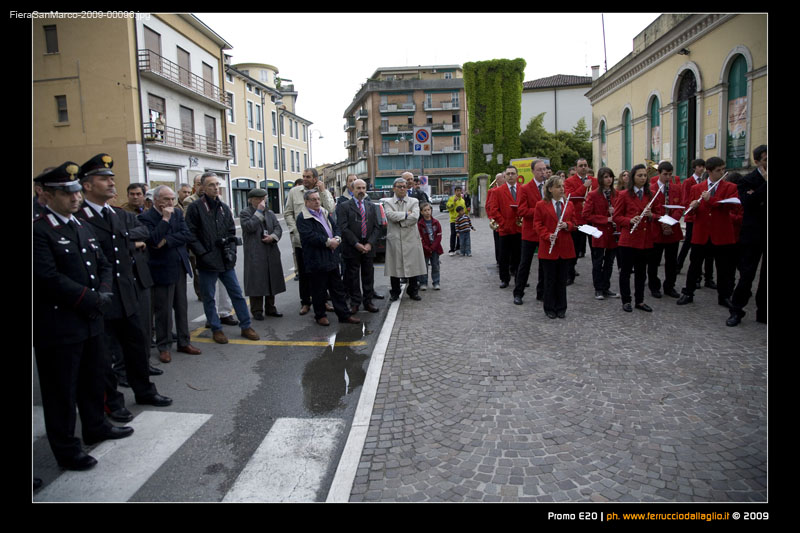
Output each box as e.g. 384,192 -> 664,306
364,303 -> 379,313
177,345 -> 202,355
315,316 -> 330,326
341,316 -> 361,324
158,351 -> 171,363
241,327 -> 260,341
213,330 -> 229,344
299,304 -> 311,315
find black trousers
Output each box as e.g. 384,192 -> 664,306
498,233 -> 521,283
677,223 -> 714,281
682,241 -> 737,300
514,239 -> 543,299
310,268 -> 351,321
343,252 -> 375,307
648,242 -> 679,293
391,276 -> 419,298
35,336 -> 109,463
295,247 -> 312,306
617,246 -> 648,305
591,247 -> 617,292
103,314 -> 157,403
493,230 -> 499,264
449,222 -> 460,252
731,241 -> 766,319
540,258 -> 569,314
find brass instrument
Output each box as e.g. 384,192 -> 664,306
489,219 -> 499,231
645,159 -> 659,180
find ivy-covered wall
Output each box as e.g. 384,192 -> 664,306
463,58 -> 526,192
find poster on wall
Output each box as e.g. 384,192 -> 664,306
650,126 -> 661,161
727,97 -> 747,166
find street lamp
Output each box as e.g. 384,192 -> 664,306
275,98 -> 287,211
309,128 -> 324,168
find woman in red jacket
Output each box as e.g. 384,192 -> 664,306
612,164 -> 662,312
534,176 -> 576,319
582,167 -> 619,300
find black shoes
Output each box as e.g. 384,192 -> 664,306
651,290 -> 663,299
364,303 -> 379,313
84,425 -> 134,445
514,296 -> 523,305
108,407 -> 134,423
556,311 -> 566,319
135,393 -> 173,407
676,294 -> 693,305
266,310 -> 283,317
705,280 -> 717,289
664,288 -> 681,298
149,365 -> 163,376
252,311 -> 265,321
499,281 -> 509,288
58,452 -> 98,471
220,316 -> 239,326
546,311 -> 557,319
409,294 -> 422,301
727,309 -> 745,327
622,303 -> 633,312
635,303 -> 653,312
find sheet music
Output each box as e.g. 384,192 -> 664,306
578,225 -> 603,238
658,214 -> 680,226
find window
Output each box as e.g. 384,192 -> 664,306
273,146 -> 279,170
226,92 -> 235,122
257,141 -> 264,168
247,101 -> 254,129
726,54 -> 748,169
44,25 -> 58,53
623,109 -> 632,171
444,72 -> 452,79
281,148 -> 286,171
304,153 -> 308,168
271,111 -> 277,135
296,151 -> 300,171
280,115 -> 285,135
255,103 -> 262,131
249,140 -> 256,167
55,95 -> 68,122
226,72 -> 233,83
303,125 -> 307,142
290,150 -> 295,172
453,136 -> 461,151
260,70 -> 269,83
600,120 -> 607,167
229,134 -> 237,165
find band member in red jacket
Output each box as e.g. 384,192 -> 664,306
513,159 -> 548,304
486,165 -> 523,288
564,158 -> 598,284
677,157 -> 739,308
534,176 -> 576,319
647,161 -> 683,299
677,159 -> 715,288
613,164 -> 661,312
582,167 -> 619,300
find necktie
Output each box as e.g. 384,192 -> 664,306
637,189 -> 643,200
102,207 -> 111,224
556,201 -> 562,218
358,200 -> 367,239
511,186 -> 516,201
538,183 -> 543,198
710,184 -> 716,197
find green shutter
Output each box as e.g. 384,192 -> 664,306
726,55 -> 748,169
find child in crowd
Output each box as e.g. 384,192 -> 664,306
455,205 -> 476,256
417,203 -> 443,290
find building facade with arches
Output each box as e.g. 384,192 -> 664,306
587,13 -> 767,180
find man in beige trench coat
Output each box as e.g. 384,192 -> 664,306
383,177 -> 427,301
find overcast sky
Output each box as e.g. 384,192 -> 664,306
196,12 -> 661,166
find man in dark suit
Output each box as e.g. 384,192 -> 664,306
297,189 -> 361,326
337,174 -> 357,207
335,178 -> 380,314
727,145 -> 767,326
33,162 -> 133,471
75,154 -> 173,412
139,185 -> 202,362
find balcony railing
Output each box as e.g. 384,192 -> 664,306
143,122 -> 231,158
343,117 -> 356,131
138,49 -> 227,107
356,108 -> 368,120
379,103 -> 416,113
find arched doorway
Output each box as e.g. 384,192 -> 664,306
675,70 -> 697,180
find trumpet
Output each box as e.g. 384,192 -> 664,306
489,218 -> 499,231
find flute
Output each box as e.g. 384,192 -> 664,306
548,194 -> 571,254
683,172 -> 728,217
629,184 -> 663,234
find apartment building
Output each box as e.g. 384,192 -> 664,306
33,14 -> 233,201
342,65 -> 469,195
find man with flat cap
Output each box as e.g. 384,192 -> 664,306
239,188 -> 286,320
33,162 -> 133,471
74,154 -> 173,413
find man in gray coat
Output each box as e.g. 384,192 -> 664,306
240,189 -> 286,320
384,177 -> 427,301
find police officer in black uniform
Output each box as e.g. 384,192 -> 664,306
75,154 -> 173,410
33,162 -> 134,471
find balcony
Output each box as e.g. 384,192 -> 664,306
343,117 -> 356,131
356,129 -> 369,140
430,122 -> 461,132
380,124 -> 414,135
143,122 -> 231,159
344,138 -> 356,148
379,103 -> 416,113
356,108 -> 368,120
357,150 -> 369,160
138,49 -> 228,109
423,100 -> 460,111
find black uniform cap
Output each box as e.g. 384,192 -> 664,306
33,161 -> 82,193
79,153 -> 115,179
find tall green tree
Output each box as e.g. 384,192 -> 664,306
463,58 -> 526,192
519,114 -> 593,172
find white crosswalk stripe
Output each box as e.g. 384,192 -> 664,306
33,411 -> 211,502
223,418 -> 345,502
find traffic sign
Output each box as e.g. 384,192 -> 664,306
413,127 -> 432,155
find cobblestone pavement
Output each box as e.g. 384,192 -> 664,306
349,220 -> 767,502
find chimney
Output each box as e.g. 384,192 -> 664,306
591,65 -> 600,81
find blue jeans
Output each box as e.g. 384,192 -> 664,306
458,232 -> 471,255
197,269 -> 251,331
418,252 -> 441,286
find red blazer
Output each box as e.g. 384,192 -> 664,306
681,175 -> 702,223
688,179 -> 739,245
651,179 -> 684,244
517,179 -> 545,242
564,175 -> 598,225
613,189 -> 658,249
534,199 -> 576,260
582,188 -> 618,249
486,183 -> 522,236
